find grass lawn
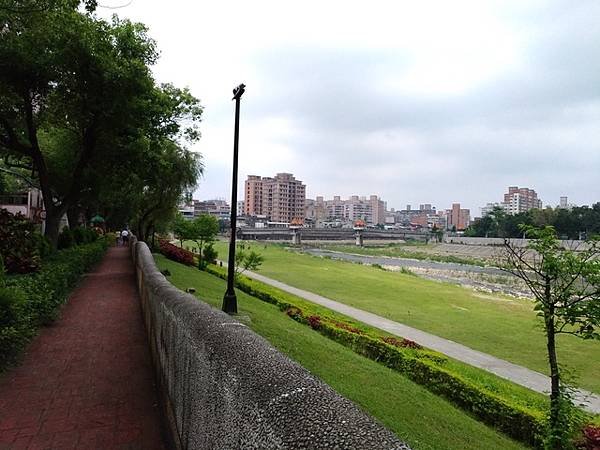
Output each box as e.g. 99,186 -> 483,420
205,240 -> 600,394
154,253 -> 529,450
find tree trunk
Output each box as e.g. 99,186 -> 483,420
545,296 -> 563,450
44,209 -> 62,250
137,223 -> 145,242
67,206 -> 80,229
144,222 -> 153,246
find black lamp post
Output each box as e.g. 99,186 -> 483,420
222,83 -> 246,314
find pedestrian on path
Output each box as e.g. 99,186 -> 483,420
122,228 -> 129,247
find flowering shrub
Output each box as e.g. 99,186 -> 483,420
577,425 -> 600,450
381,336 -> 423,350
285,306 -> 303,320
159,240 -> 195,266
331,320 -> 364,335
307,315 -> 321,329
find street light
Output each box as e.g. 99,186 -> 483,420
222,83 -> 246,314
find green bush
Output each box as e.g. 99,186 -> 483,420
34,233 -> 53,260
72,226 -> 98,245
57,227 -> 75,249
0,209 -> 41,273
0,286 -> 30,363
1,238 -> 109,369
203,263 -> 547,448
202,243 -> 218,265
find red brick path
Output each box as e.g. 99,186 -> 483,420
0,247 -> 166,449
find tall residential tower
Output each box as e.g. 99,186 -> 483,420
244,173 -> 306,223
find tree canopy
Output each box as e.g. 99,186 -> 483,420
0,1 -> 203,246
466,205 -> 600,240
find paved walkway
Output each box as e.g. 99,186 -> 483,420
241,269 -> 600,414
0,247 -> 166,449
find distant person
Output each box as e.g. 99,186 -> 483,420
115,230 -> 121,247
121,229 -> 129,246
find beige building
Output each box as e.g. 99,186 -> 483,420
306,194 -> 386,226
502,186 -> 542,215
244,173 -> 306,223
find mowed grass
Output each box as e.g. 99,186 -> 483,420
154,254 -> 529,450
207,240 -> 600,394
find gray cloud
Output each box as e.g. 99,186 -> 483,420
223,2 -> 600,213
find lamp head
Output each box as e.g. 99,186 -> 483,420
232,83 -> 246,100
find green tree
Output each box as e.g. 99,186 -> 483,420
0,4 -> 202,246
234,247 -> 263,278
503,226 -> 600,449
189,214 -> 219,263
172,213 -> 193,248
132,139 -> 202,242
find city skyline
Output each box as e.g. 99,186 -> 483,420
192,181 -> 580,218
100,1 -> 600,216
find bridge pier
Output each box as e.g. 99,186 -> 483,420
355,230 -> 363,247
292,229 -> 302,245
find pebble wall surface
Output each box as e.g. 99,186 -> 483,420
132,239 -> 411,450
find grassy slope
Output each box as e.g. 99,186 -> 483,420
208,241 -> 600,393
154,254 -> 528,450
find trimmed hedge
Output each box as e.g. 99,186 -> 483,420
0,238 -> 110,369
203,264 -> 547,448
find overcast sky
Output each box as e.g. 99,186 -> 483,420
99,0 -> 600,215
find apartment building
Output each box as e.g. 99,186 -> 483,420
244,173 -> 306,223
306,194 -> 386,226
502,186 -> 542,215
446,203 -> 470,231
193,199 -> 231,220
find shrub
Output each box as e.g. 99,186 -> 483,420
159,240 -> 195,266
58,227 -> 75,249
330,319 -> 364,335
72,226 -> 98,245
0,209 -> 41,273
1,239 -> 109,369
381,336 -> 422,350
307,315 -> 321,329
34,233 -> 53,260
577,424 -> 600,450
202,243 -> 218,265
0,286 -> 30,363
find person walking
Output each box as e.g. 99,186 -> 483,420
121,228 -> 129,247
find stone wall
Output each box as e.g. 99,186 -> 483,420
443,236 -> 589,249
130,237 -> 410,450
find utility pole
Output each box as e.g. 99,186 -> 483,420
222,83 -> 245,314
